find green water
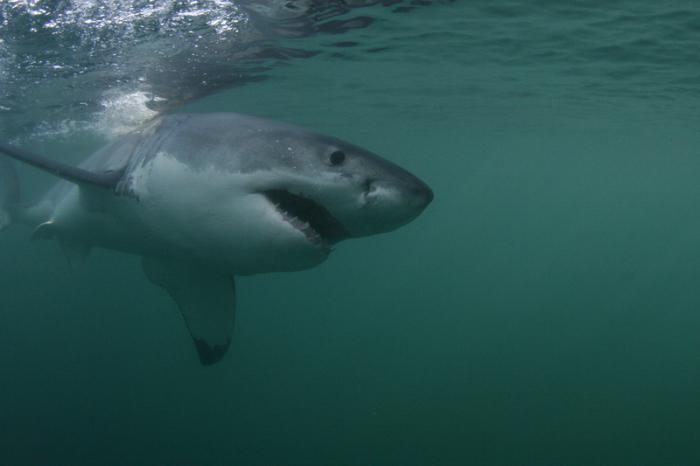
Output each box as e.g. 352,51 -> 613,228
2,1 -> 700,465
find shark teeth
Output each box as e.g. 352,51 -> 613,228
271,198 -> 325,246
283,211 -> 324,246
263,189 -> 349,247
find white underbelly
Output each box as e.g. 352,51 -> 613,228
48,155 -> 329,275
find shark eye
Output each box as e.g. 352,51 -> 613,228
329,150 -> 346,166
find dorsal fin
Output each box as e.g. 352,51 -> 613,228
0,143 -> 122,189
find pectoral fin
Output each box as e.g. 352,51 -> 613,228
142,257 -> 236,366
0,143 -> 122,189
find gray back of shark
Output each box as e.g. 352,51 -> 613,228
0,112 -> 433,365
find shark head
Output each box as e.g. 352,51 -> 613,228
126,113 -> 433,273
252,129 -> 433,246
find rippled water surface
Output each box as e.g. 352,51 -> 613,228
1,1 -> 700,465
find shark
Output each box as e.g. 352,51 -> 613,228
0,112 -> 433,365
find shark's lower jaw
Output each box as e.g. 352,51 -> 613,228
263,189 -> 349,247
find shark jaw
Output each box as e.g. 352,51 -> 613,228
263,189 -> 350,249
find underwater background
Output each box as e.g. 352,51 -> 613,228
2,1 -> 700,465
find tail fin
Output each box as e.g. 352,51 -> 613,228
0,158 -> 20,230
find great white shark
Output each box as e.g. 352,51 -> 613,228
0,112 -> 433,365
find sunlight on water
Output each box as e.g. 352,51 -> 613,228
96,91 -> 161,137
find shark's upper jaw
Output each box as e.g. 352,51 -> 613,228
263,189 -> 349,247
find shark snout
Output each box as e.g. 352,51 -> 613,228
367,169 -> 433,207
392,171 -> 433,212
408,178 -> 433,208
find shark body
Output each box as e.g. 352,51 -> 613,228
0,113 -> 433,364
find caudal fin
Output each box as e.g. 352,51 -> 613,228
0,158 -> 19,230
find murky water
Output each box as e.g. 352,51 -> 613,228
2,1 -> 700,465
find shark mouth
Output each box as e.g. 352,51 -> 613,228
264,189 -> 349,246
